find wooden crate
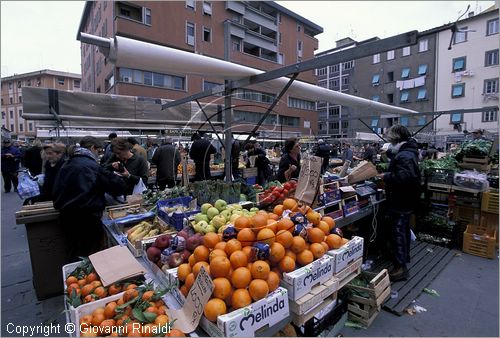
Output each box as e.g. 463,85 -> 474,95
462,156 -> 489,165
347,303 -> 379,328
481,191 -> 499,214
427,182 -> 452,193
336,257 -> 363,290
346,269 -> 391,308
453,206 -> 481,226
289,278 -> 339,316
463,224 -> 497,259
291,293 -> 337,326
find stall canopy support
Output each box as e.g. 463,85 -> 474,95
224,81 -> 233,183
358,119 -> 386,143
195,99 -> 225,150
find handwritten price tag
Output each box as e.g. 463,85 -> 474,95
295,155 -> 322,204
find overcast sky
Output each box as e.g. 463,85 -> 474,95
0,1 -> 495,78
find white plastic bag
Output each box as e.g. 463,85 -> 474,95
17,171 -> 40,199
132,178 -> 147,194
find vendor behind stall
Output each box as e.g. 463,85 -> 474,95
189,132 -> 217,181
277,137 -> 301,182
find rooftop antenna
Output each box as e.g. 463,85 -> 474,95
448,4 -> 471,50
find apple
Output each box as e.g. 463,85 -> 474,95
194,213 -> 209,223
232,204 -> 243,210
214,199 -> 228,212
250,207 -> 260,212
154,234 -> 171,250
146,246 -> 162,263
207,207 -> 220,221
181,249 -> 191,263
186,236 -> 199,251
201,203 -> 213,215
230,214 -> 241,223
220,210 -> 232,222
211,215 -> 226,230
193,221 -> 209,234
167,253 -> 184,268
202,223 -> 216,234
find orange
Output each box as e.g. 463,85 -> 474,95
234,216 -> 251,230
66,276 -> 78,287
91,312 -> 106,326
276,230 -> 293,248
322,216 -> 336,230
154,314 -> 169,326
297,250 -> 314,266
242,246 -> 253,262
142,291 -> 155,302
99,319 -> 116,329
326,234 -> 342,249
317,221 -> 330,236
67,283 -> 80,296
177,264 -> 191,282
307,227 -> 325,243
212,277 -> 233,300
85,272 -> 98,284
266,271 -> 280,292
310,243 -> 326,259
226,267 -> 233,280
210,256 -> 231,278
214,241 -> 227,252
231,267 -> 252,289
141,323 -> 156,337
167,329 -> 186,337
203,232 -> 220,249
277,218 -> 295,232
257,228 -> 275,246
285,249 -> 297,261
79,314 -> 93,330
237,228 -> 256,247
224,239 -> 242,256
188,254 -> 196,267
283,198 -> 298,211
124,283 -> 136,290
81,284 -> 95,297
249,279 -> 269,301
250,260 -> 270,280
123,288 -> 139,302
77,279 -> 87,287
341,238 -> 349,245
191,261 -> 209,278
204,298 -> 227,322
320,241 -> 329,253
108,283 -> 122,295
251,213 -> 268,231
229,250 -> 248,269
291,236 -> 306,253
266,219 -> 278,233
184,273 -> 195,291
180,285 -> 188,297
273,204 -> 284,216
193,245 -> 210,262
279,256 -> 296,273
300,205 -> 312,215
306,211 -> 321,225
209,248 -> 228,261
268,213 -> 279,221
94,286 -> 108,299
232,288 -> 252,309
104,301 -> 117,319
269,242 -> 285,264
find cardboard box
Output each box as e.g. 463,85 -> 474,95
199,287 -> 290,337
280,255 -> 335,301
327,236 -> 364,274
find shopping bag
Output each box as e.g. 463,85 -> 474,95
132,178 -> 147,194
17,171 -> 40,199
295,155 -> 322,205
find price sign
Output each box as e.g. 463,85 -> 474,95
295,155 -> 322,205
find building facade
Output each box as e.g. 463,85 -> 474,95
434,6 -> 499,138
77,1 -> 323,137
0,70 -> 81,141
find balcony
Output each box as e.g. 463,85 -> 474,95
245,6 -> 277,31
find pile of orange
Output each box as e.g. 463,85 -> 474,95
78,287 -> 185,337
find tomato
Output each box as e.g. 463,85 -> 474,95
272,190 -> 281,198
279,194 -> 285,200
283,183 -> 292,191
283,189 -> 289,196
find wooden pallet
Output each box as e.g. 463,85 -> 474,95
336,257 -> 363,290
291,293 -> 337,326
289,278 -> 339,316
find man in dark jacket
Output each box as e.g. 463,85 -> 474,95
1,139 -> 21,193
152,137 -> 181,190
314,139 -> 332,174
379,125 -> 421,281
53,136 -> 126,262
100,132 -> 117,165
38,143 -> 66,202
189,133 -> 217,181
24,139 -> 43,176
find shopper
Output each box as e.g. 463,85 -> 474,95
24,139 -> 43,176
341,143 -> 354,167
471,128 -> 485,140
378,125 -> 421,281
314,139 -> 332,174
53,136 -> 127,262
277,138 -> 301,183
38,143 -> 67,202
1,139 -> 21,193
105,137 -> 149,196
189,132 -> 217,181
354,143 -> 377,164
245,141 -> 272,186
152,137 -> 181,190
127,137 -> 148,163
231,139 -> 242,179
100,132 -> 117,165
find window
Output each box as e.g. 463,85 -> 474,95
234,89 -> 276,103
401,68 -> 410,79
373,53 -> 380,64
485,49 -> 499,66
57,78 -> 64,85
186,22 -> 195,46
329,78 -> 339,89
231,37 -> 241,52
9,97 -> 12,104
418,39 -> 428,52
8,82 -> 12,89
1,98 -> 3,105
133,69 -> 142,84
318,80 -> 327,88
329,64 -> 339,73
278,32 -> 282,44
9,111 -> 13,119
418,64 -> 428,75
26,79 -> 31,86
387,50 -> 395,60
454,26 -> 468,44
331,122 -> 339,130
203,27 -> 211,42
10,124 -> 13,131
186,0 -> 195,10
317,67 -> 327,77
387,93 -> 394,103
342,61 -> 354,70
400,116 -> 409,126
297,24 -> 301,32
418,116 -> 426,126
144,8 -> 151,25
342,121 -> 348,129
19,109 -> 22,116
341,76 -> 349,87
18,96 -> 22,103
288,97 -> 315,110
372,74 -> 380,85
452,57 -> 466,72
417,88 -> 427,100
483,110 -> 497,122
452,83 -> 465,98
19,124 -> 23,132
329,106 -> 340,116
372,95 -> 380,102
73,80 -> 81,88
400,91 -> 409,102
280,116 -> 299,127
371,119 -> 379,127
484,78 -> 499,94
203,1 -> 212,15
487,18 -> 499,35
278,53 -> 284,65
17,81 -> 21,88
297,41 -> 303,57
387,71 -> 394,82
119,67 -> 185,90
450,113 -> 463,124
29,123 -> 33,131
402,46 -> 411,56
203,81 -> 223,96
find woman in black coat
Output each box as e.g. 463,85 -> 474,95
277,138 -> 301,183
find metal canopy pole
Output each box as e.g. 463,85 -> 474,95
243,73 -> 299,146
412,112 -> 445,137
195,99 -> 225,149
358,119 -> 387,142
224,81 -> 233,183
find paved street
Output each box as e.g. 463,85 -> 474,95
1,189 -> 498,337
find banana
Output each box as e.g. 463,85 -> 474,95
144,228 -> 160,239
129,228 -> 149,242
127,222 -> 145,235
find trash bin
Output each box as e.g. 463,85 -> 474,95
15,203 -> 66,300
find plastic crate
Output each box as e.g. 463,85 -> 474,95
157,197 -> 199,231
427,168 -> 455,185
463,224 -> 497,259
453,206 -> 481,226
481,190 -> 499,214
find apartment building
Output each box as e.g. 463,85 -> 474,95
434,6 -> 499,138
77,1 -> 323,137
0,70 -> 81,141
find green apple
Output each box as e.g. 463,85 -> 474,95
203,223 -> 216,234
194,220 -> 209,234
201,203 -> 213,215
218,224 -> 229,234
250,207 -> 260,212
220,210 -> 232,221
230,214 -> 241,223
214,199 -> 228,212
211,215 -> 226,230
232,204 -> 243,210
207,207 -> 220,221
194,213 -> 209,223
